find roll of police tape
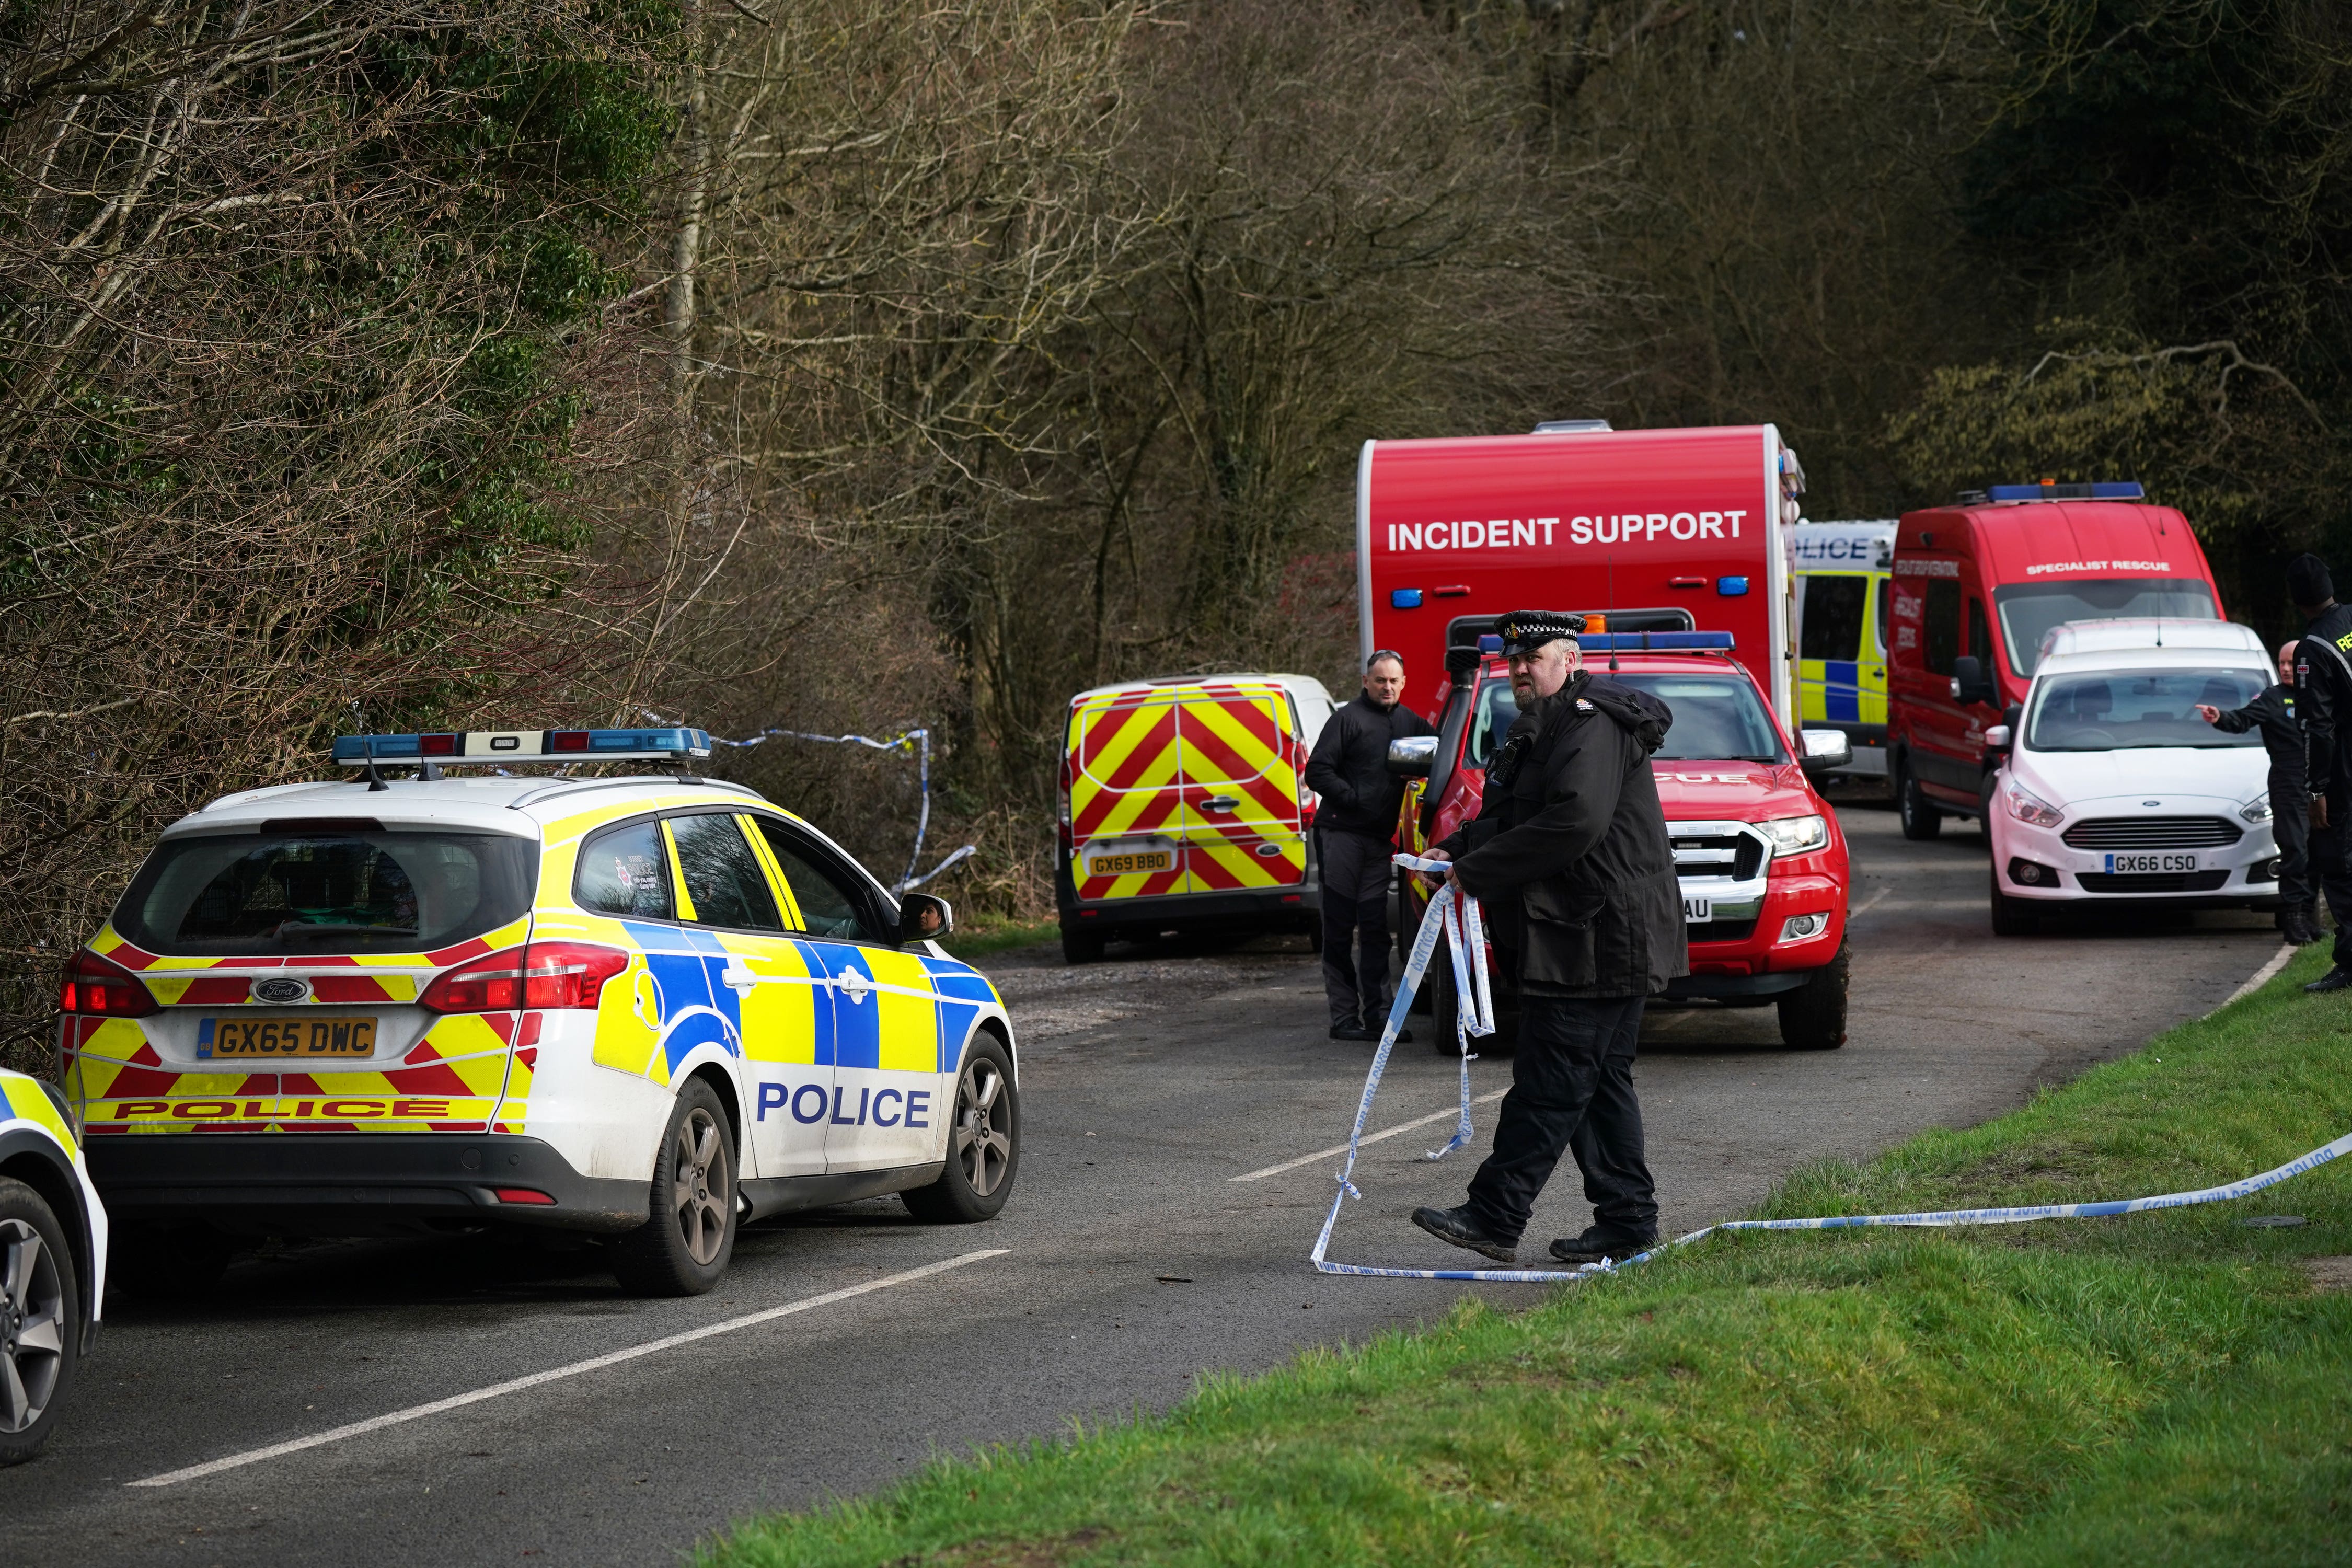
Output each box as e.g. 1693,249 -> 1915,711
1311,856 -> 2352,1286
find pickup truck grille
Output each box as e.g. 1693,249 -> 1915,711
2060,817 -> 2242,850
1670,831 -> 1766,880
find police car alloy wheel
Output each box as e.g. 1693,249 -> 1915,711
904,1034 -> 1018,1223
0,1178 -> 78,1465
611,1080 -> 737,1297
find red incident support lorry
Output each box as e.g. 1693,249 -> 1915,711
1886,482 -> 2228,840
1362,422 -> 1859,1049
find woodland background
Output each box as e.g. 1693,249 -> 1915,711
4,0 -> 2348,1062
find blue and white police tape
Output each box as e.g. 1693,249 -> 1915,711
1312,856 -> 2352,1285
640,711 -> 972,893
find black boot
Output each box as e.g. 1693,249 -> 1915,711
1410,1204 -> 1517,1263
2285,905 -> 2322,946
1548,1225 -> 1659,1265
2303,965 -> 2352,994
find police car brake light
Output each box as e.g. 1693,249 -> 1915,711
419,942 -> 629,1013
58,949 -> 159,1017
332,727 -> 712,768
1577,631 -> 1736,652
493,1188 -> 556,1205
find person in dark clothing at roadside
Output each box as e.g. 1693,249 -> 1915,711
1305,650 -> 1435,1040
2288,555 -> 2352,991
1408,611 -> 1688,1266
2198,640 -> 2318,945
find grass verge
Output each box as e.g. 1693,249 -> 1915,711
939,918 -> 1060,962
705,942 -> 2352,1566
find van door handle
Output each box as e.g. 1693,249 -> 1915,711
1201,794 -> 1239,812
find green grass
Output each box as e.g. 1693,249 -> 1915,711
939,918 -> 1060,962
704,944 -> 2352,1566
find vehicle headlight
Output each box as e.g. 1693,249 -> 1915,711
1759,813 -> 1829,856
2240,792 -> 2272,823
2003,777 -> 2065,828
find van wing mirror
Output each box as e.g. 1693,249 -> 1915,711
1797,729 -> 1852,777
1950,655 -> 1996,707
1386,735 -> 1438,778
896,892 -> 953,944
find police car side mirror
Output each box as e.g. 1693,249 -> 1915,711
896,892 -> 952,944
1386,735 -> 1437,778
1797,729 -> 1852,778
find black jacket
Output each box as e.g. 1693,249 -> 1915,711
1437,672 -> 1688,999
1306,692 -> 1435,839
2211,683 -> 2304,798
2298,604 -> 2352,806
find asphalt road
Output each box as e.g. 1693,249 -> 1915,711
4,803 -> 2285,1566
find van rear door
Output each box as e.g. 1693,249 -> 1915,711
1066,689 -> 1186,901
1172,683 -> 1307,894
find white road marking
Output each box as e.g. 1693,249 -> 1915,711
1848,884 -> 1895,918
2205,943 -> 2297,1018
127,1249 -> 1008,1489
1233,1090 -> 1509,1182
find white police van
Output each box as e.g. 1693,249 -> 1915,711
1985,620 -> 2281,933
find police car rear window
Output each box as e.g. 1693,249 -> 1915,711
117,829 -> 536,956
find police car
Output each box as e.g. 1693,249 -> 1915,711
1,1066 -> 108,1464
57,728 -> 1017,1296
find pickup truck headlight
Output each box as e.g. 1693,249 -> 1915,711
1760,813 -> 1829,856
2240,792 -> 2272,823
2003,777 -> 2065,828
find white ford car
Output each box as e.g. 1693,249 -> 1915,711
1986,619 -> 2281,935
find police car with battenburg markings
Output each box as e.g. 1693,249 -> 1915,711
56,727 -> 1017,1296
1,1065 -> 107,1464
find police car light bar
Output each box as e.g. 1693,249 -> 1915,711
1576,632 -> 1736,652
331,728 -> 713,767
1983,481 -> 2145,503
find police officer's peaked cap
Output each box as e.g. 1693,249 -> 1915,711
1493,610 -> 1587,656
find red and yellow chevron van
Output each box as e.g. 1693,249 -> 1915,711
1055,675 -> 1335,962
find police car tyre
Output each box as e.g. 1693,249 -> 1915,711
1897,757 -> 1942,841
1060,924 -> 1104,965
612,1079 -> 737,1297
112,1221 -> 233,1301
903,1034 -> 1018,1224
0,1177 -> 78,1465
1990,867 -> 2041,936
1775,941 -> 1850,1050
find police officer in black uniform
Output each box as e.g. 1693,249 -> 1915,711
2198,640 -> 2317,945
2289,555 -> 2352,991
1305,650 -> 1436,1040
1408,611 -> 1688,1265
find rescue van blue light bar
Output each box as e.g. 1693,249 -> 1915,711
1577,632 -> 1735,652
1985,481 -> 2144,502
332,728 -> 713,766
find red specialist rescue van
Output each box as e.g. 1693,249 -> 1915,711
1361,423 -> 1857,1049
1886,482 -> 2228,839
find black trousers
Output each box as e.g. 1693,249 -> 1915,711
1317,828 -> 1394,1028
2314,812 -> 2352,968
1465,993 -> 1657,1246
2273,783 -> 2312,909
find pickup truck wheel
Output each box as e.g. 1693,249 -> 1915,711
904,1034 -> 1019,1223
1776,942 -> 1850,1050
1897,758 -> 1943,841
0,1178 -> 78,1466
1990,867 -> 2042,935
612,1080 -> 736,1297
1060,924 -> 1104,964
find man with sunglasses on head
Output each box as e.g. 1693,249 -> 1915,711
1408,611 -> 1685,1267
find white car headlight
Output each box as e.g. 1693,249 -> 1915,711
2003,777 -> 2065,828
2240,792 -> 2272,823
1760,813 -> 1829,857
